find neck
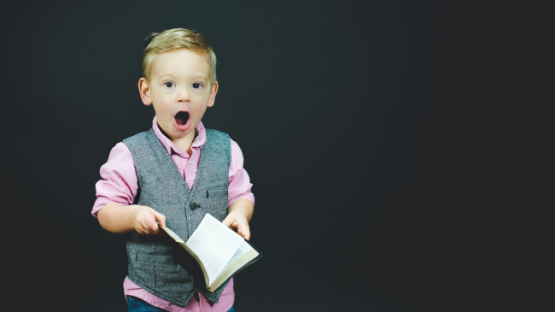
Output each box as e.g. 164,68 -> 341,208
158,123 -> 197,156
173,131 -> 196,156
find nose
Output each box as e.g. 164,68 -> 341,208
176,86 -> 190,102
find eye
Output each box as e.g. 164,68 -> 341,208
164,81 -> 175,88
192,82 -> 203,89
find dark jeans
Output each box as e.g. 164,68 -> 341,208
128,296 -> 235,312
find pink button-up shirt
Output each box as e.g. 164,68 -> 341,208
92,117 -> 254,312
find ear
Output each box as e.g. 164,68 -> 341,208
207,81 -> 219,108
138,78 -> 152,105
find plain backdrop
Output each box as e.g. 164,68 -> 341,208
0,1 -> 533,311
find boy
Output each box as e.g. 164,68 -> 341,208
92,28 -> 254,312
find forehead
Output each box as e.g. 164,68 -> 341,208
151,49 -> 210,78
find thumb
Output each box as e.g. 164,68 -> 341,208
222,215 -> 233,227
153,211 -> 166,228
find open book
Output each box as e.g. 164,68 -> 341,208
160,213 -> 261,292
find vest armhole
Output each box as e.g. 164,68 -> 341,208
133,186 -> 141,205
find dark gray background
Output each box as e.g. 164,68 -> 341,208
1,1 -> 530,311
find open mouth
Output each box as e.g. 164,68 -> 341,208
173,111 -> 191,131
175,111 -> 189,125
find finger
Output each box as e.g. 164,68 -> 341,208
150,212 -> 168,236
236,222 -> 251,241
134,215 -> 148,234
144,213 -> 159,232
137,220 -> 151,235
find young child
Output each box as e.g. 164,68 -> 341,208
91,28 -> 254,312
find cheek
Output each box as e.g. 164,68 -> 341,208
192,95 -> 210,113
192,105 -> 207,116
153,99 -> 173,118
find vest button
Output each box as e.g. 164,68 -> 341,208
190,203 -> 201,210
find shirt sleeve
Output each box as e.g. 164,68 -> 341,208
91,142 -> 139,218
228,139 -> 255,206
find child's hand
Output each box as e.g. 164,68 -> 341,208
130,205 -> 167,235
222,210 -> 251,241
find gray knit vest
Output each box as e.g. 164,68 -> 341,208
123,128 -> 231,306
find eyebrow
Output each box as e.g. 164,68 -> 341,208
158,74 -> 208,81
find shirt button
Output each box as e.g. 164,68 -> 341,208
189,160 -> 193,165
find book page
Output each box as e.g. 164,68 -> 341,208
210,240 -> 259,290
185,214 -> 244,285
227,240 -> 253,266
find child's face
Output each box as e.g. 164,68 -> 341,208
139,49 -> 217,142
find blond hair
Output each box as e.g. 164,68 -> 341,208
142,28 -> 217,85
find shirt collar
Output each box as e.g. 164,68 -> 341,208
152,116 -> 207,156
